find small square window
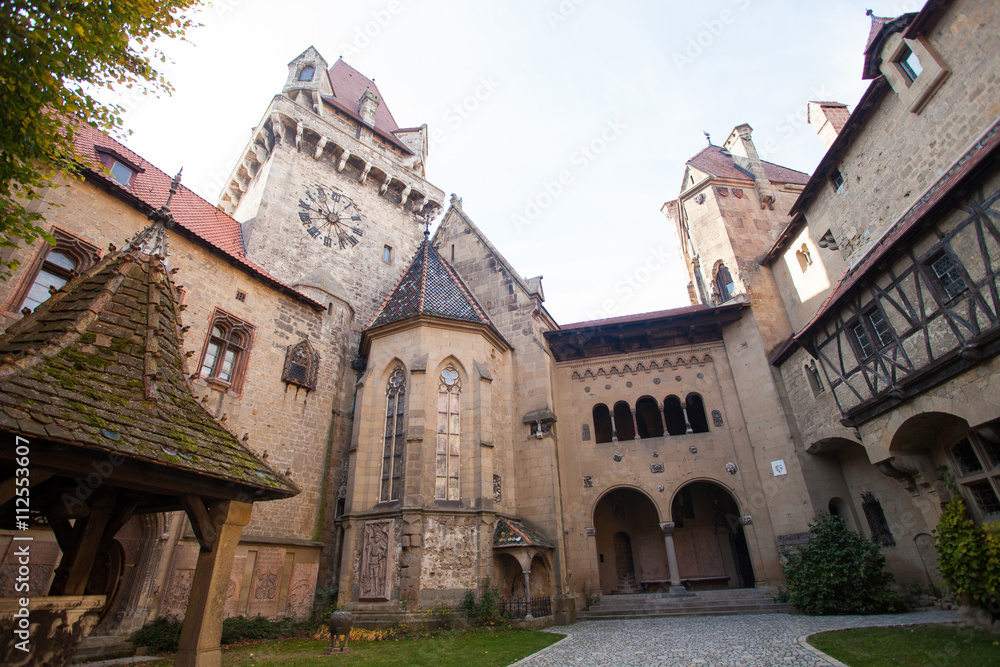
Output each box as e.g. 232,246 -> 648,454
866,309 -> 893,348
382,245 -> 392,263
898,46 -> 923,82
830,169 -> 845,194
851,321 -> 874,359
235,290 -> 247,303
109,160 -> 135,187
928,252 -> 967,300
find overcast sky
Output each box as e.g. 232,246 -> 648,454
114,0 -> 923,325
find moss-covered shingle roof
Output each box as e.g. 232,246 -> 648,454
0,236 -> 299,500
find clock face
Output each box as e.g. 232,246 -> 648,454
297,185 -> 365,249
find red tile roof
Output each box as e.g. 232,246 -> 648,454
686,145 -> 809,186
322,59 -> 413,155
69,123 -> 323,310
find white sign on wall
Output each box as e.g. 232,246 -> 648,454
771,459 -> 787,476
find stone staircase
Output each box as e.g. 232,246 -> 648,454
578,588 -> 792,620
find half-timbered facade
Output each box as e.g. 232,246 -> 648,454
757,0 -> 1000,585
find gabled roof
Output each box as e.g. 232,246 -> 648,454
0,230 -> 299,501
862,11 -> 917,79
322,59 -> 413,155
69,123 -> 323,311
366,235 -> 499,334
793,116 -> 1000,347
685,145 -> 809,186
493,516 -> 553,549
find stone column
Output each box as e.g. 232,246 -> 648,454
681,405 -> 693,434
523,569 -> 533,620
631,410 -> 641,440
659,522 -> 689,596
175,500 -> 253,667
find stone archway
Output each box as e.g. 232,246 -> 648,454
592,487 -> 668,594
670,481 -> 754,590
493,552 -> 524,599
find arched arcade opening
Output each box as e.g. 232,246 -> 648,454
670,481 -> 755,590
592,487 -> 668,594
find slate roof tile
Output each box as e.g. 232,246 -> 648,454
367,239 -> 499,336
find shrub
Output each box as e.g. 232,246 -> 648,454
460,577 -> 506,627
933,494 -> 1000,613
310,585 -> 338,630
132,614 -> 307,654
130,616 -> 182,654
782,513 -> 901,615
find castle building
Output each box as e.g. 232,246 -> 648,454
1,0 -> 998,653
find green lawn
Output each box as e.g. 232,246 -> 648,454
808,623 -> 1000,666
142,629 -> 563,666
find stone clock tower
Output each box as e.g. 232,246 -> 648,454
219,47 -> 445,323
216,47 -> 445,584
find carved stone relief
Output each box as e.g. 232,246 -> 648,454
359,519 -> 394,600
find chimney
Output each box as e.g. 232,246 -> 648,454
807,101 -> 850,150
359,89 -> 380,127
723,124 -> 774,210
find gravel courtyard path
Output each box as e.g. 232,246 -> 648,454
512,610 -> 959,666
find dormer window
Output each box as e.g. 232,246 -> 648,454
298,65 -> 315,81
898,46 -> 922,82
109,160 -> 135,187
95,148 -> 142,189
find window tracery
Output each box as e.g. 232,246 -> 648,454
381,366 -> 406,502
436,367 -> 461,500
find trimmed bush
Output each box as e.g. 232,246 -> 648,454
933,494 -> 1000,613
782,513 -> 901,615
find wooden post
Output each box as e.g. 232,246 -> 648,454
175,500 -> 253,667
49,488 -> 118,595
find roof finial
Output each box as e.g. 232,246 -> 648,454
148,168 -> 182,228
703,131 -> 712,146
866,8 -> 874,16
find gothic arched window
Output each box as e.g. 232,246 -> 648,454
8,229 -> 100,314
381,367 -> 406,502
282,339 -> 319,391
198,310 -> 255,392
436,367 -> 461,500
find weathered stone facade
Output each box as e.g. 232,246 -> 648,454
3,2 -> 999,647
